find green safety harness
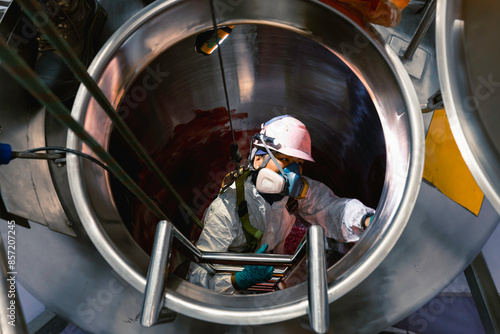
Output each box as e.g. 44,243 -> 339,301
235,169 -> 263,252
219,167 -> 262,252
218,165 -> 309,252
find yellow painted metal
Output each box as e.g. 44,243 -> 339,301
423,109 -> 484,215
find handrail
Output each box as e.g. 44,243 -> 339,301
141,220 -> 326,328
307,225 -> 330,333
140,220 -> 175,327
172,220 -> 306,266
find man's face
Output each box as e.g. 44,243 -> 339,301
253,152 -> 304,174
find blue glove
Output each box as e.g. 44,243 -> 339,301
233,244 -> 274,290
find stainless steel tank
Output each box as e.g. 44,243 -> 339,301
436,0 -> 500,214
69,0 -> 424,327
0,0 -> 499,333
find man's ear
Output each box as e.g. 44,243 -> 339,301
253,155 -> 263,169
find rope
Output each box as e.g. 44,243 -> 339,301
0,33 -> 167,220
208,0 -> 242,167
23,146 -> 109,172
13,0 -> 203,229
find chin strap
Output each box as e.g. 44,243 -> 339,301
257,134 -> 287,176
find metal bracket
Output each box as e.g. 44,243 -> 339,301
422,89 -> 444,113
464,252 -> 500,334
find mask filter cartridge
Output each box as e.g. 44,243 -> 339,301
255,168 -> 286,194
283,163 -> 303,198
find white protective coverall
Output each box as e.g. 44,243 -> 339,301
187,175 -> 375,294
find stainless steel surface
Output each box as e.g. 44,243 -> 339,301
2,188 -> 498,334
16,0 -> 200,228
0,227 -> 27,334
0,94 -> 74,238
0,3 -> 73,236
402,0 -> 436,61
26,111 -> 74,236
141,220 -> 174,327
376,1 -> 440,129
68,0 -> 424,326
436,0 -> 500,214
337,184 -> 499,333
0,0 -> 498,333
464,252 -> 500,334
307,225 -> 329,334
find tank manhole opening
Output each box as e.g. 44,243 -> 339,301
107,24 -> 386,289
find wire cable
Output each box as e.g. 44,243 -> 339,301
208,0 -> 242,166
12,0 -> 203,228
21,146 -> 169,217
22,146 -> 111,173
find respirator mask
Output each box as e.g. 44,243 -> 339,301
251,133 -> 309,199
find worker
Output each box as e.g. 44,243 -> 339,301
187,115 -> 375,294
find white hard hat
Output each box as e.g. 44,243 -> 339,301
254,115 -> 314,162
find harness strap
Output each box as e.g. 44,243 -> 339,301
235,169 -> 263,252
220,166 -> 309,252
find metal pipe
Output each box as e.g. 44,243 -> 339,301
172,228 -> 203,263
291,240 -> 307,264
403,0 -> 437,60
14,0 -> 203,229
214,266 -> 287,276
307,225 -> 329,334
0,230 -> 27,334
201,252 -> 294,266
171,224 -> 304,266
141,220 -> 175,327
0,35 -> 167,220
